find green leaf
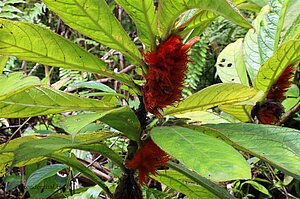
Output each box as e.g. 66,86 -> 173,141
151,126 -> 251,181
282,0 -> 300,41
70,81 -> 116,93
0,86 -> 115,118
153,170 -> 219,199
204,123 -> 300,180
254,39 -> 300,97
243,5 -> 269,82
284,14 -> 300,41
219,105 -> 252,122
26,164 -> 67,190
216,39 -> 249,86
0,72 -> 40,100
0,19 -> 138,91
42,0 -> 142,64
55,106 -> 140,141
164,83 -> 258,115
12,132 -> 119,167
163,163 -> 235,199
0,136 -> 38,176
174,110 -> 230,124
48,153 -> 113,198
115,0 -> 157,49
0,55 -> 8,73
157,0 -> 251,39
177,10 -> 217,39
241,180 -> 272,197
258,0 -> 289,62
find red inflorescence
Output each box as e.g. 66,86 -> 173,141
125,139 -> 170,184
252,64 -> 295,124
267,65 -> 295,101
143,35 -> 199,118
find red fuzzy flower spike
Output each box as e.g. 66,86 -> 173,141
267,64 -> 295,101
143,35 -> 199,117
125,139 -> 170,184
252,64 -> 295,124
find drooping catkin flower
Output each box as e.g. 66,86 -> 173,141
125,139 -> 170,184
252,64 -> 295,124
143,35 -> 199,118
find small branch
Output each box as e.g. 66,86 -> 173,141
276,101 -> 300,125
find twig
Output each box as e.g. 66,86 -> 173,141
277,101 -> 300,125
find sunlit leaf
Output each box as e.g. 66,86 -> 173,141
151,126 -> 251,181
254,39 -> 300,97
0,86 -> 115,118
216,39 -> 249,86
0,55 -> 8,74
0,72 -> 40,100
164,83 -> 257,115
42,0 -> 142,64
174,110 -> 230,124
204,123 -> 300,180
157,0 -> 251,39
115,0 -> 157,49
0,19 -> 138,91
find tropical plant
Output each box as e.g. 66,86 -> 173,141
0,0 -> 300,199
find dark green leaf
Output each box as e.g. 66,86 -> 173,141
26,164 -> 67,190
48,153 -> 113,198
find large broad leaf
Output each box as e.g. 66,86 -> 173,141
243,6 -> 269,82
115,0 -> 157,50
42,0 -> 142,65
48,153 -> 113,198
153,170 -> 219,199
0,136 -> 38,177
203,124 -> 300,180
216,39 -> 249,86
254,39 -> 300,96
0,19 -> 138,91
164,83 -> 257,115
258,0 -> 289,62
157,0 -> 251,38
0,72 -> 40,100
11,132 -> 122,168
0,55 -> 8,74
26,164 -> 67,190
55,106 -> 141,141
0,86 -> 115,118
151,126 -> 251,182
